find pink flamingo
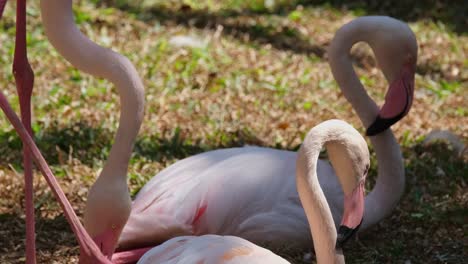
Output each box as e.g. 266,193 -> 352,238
116,16 -> 417,252
136,119 -> 370,264
1,1 -> 368,263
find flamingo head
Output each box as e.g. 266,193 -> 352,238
365,17 -> 418,136
366,57 -> 416,136
324,123 -> 370,248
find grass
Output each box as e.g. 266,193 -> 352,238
0,0 -> 467,263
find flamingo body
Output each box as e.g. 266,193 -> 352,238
119,147 -> 344,250
134,119 -> 370,264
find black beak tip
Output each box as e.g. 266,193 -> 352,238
366,115 -> 403,136
335,221 -> 363,249
335,225 -> 354,250
335,235 -> 346,250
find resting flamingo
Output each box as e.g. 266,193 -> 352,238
116,16 -> 417,252
1,1 -> 367,263
137,119 -> 370,264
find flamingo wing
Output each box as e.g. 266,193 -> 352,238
119,147 -> 341,250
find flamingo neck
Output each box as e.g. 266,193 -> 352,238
328,17 -> 405,230
40,0 -> 145,259
296,123 -> 354,264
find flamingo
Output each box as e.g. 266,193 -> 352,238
0,1 -> 367,263
116,15 -> 418,252
136,119 -> 370,264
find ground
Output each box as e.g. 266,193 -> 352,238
0,0 -> 466,263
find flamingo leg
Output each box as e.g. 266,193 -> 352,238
12,1 -> 36,263
0,92 -> 112,263
0,1 -> 6,18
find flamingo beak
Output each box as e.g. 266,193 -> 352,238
366,62 -> 415,136
336,181 -> 365,249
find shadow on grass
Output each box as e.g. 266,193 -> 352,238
106,0 -> 467,36
104,1 -> 329,57
134,126 -> 265,162
0,121 -> 264,168
0,122 -> 112,168
0,213 -> 78,264
100,0 -> 466,80
295,0 -> 467,34
348,141 -> 467,263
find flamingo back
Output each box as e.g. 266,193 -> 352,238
137,235 -> 290,264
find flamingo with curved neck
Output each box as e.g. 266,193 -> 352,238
328,16 -> 417,229
40,0 -> 145,260
135,119 -> 369,264
117,16 -> 417,251
295,119 -> 369,264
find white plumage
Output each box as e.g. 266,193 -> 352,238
120,147 -> 343,249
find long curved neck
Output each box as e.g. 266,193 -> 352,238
40,0 -> 145,258
296,126 -> 346,264
328,19 -> 405,229
41,0 -> 144,178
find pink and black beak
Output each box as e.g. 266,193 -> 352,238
366,62 -> 415,136
336,181 -> 365,249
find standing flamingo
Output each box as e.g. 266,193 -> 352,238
116,16 -> 417,251
2,1 -> 367,263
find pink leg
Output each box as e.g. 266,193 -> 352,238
0,92 -> 113,263
0,0 -> 6,19
13,1 -> 36,263
0,1 -> 114,262
112,247 -> 154,264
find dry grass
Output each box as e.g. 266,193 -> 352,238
0,0 -> 467,263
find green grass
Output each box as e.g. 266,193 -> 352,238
0,0 -> 467,263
